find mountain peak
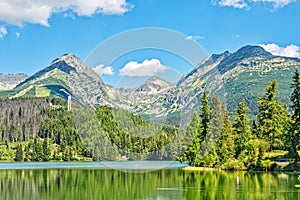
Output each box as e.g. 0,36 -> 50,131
217,45 -> 273,74
133,76 -> 173,94
146,75 -> 170,84
235,45 -> 273,58
60,53 -> 79,61
50,54 -> 81,66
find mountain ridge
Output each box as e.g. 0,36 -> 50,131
1,45 -> 300,125
0,73 -> 28,91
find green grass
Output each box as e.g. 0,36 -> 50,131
35,86 -> 51,97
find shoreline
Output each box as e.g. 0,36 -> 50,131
182,166 -> 222,171
182,165 -> 300,172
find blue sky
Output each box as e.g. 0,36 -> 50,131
0,0 -> 299,87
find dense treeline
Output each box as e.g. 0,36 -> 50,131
0,97 -> 90,161
94,106 -> 183,160
178,70 -> 300,170
0,98 -> 50,141
13,108 -> 88,162
5,103 -> 186,161
0,97 -> 68,142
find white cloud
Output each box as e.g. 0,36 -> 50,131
0,26 -> 7,39
119,59 -> 168,77
217,0 -> 249,9
250,0 -> 296,8
185,35 -> 205,40
259,43 -> 300,58
213,0 -> 295,9
0,0 -> 133,26
93,64 -> 114,76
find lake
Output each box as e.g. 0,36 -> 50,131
0,161 -> 299,200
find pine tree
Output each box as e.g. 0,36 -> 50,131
201,95 -> 226,167
199,92 -> 211,141
181,112 -> 199,151
43,138 -> 51,161
210,95 -> 226,144
233,100 -> 251,157
14,144 -> 23,162
289,69 -> 300,162
178,112 -> 200,164
258,80 -> 289,151
24,142 -> 32,161
32,138 -> 43,161
251,120 -> 258,138
216,111 -> 235,167
178,92 -> 211,166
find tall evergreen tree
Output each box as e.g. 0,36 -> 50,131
43,138 -> 51,161
251,120 -> 258,138
199,92 -> 211,142
178,92 -> 211,166
258,80 -> 289,151
210,95 -> 226,143
32,138 -> 43,161
181,112 -> 199,151
289,69 -> 300,162
178,112 -> 199,164
24,142 -> 32,161
14,144 -> 23,162
216,111 -> 235,167
233,100 -> 251,157
200,95 -> 227,167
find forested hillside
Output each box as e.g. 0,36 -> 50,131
0,98 -> 51,141
0,98 -> 190,161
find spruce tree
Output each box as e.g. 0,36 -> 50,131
210,95 -> 226,144
233,100 -> 251,157
24,142 -> 31,161
33,138 -> 43,161
251,120 -> 258,138
15,144 -> 23,162
181,112 -> 199,152
43,138 -> 51,161
201,95 -> 226,167
289,69 -> 300,162
178,92 -> 211,166
199,92 -> 211,141
258,80 -> 288,151
216,111 -> 235,167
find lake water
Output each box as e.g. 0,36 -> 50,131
0,162 -> 299,200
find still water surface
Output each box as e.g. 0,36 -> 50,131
0,162 -> 299,200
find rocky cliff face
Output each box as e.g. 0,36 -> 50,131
0,73 -> 28,91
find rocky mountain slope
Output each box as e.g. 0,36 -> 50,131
12,54 -> 108,107
2,45 -> 300,125
0,73 -> 28,91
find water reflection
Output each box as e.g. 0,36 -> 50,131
0,169 -> 299,200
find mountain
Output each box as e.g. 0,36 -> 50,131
11,54 -> 108,106
178,45 -> 300,113
109,76 -> 176,117
2,45 -> 300,125
0,73 -> 28,91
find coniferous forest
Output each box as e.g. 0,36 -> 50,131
1,70 -> 300,171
